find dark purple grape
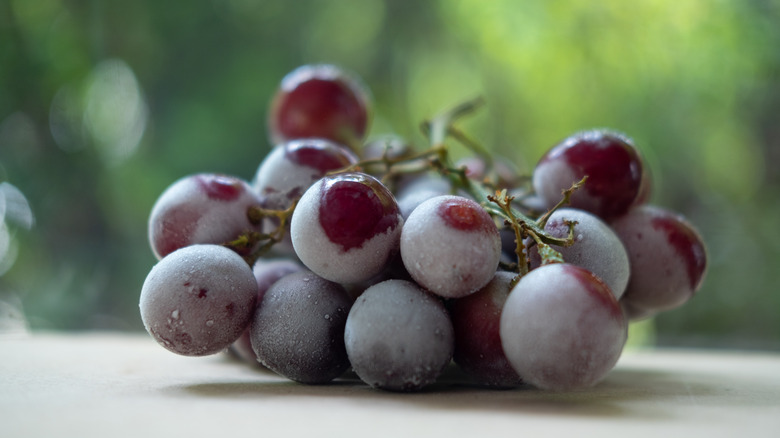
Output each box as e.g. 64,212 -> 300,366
532,130 -> 647,220
449,271 -> 523,387
344,279 -> 454,392
610,204 -> 708,318
290,172 -> 403,284
268,64 -> 371,148
400,195 -> 501,298
500,263 -> 627,391
140,244 -> 258,356
148,174 -> 263,260
249,271 -> 352,384
229,258 -> 305,365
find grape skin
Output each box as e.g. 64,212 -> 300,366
610,204 -> 708,317
290,173 -> 403,284
528,208 -> 630,298
251,139 -> 358,211
532,129 -> 647,220
400,195 -> 501,298
147,174 -> 263,260
268,64 -> 371,147
449,271 -> 523,388
344,279 -> 454,392
139,244 -> 258,356
249,271 -> 352,384
500,263 -> 628,392
229,258 -> 305,365
394,174 -> 451,220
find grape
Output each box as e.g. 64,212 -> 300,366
532,129 -> 647,220
400,195 -> 501,298
268,64 -> 371,147
252,257 -> 306,301
449,271 -> 523,387
229,258 -> 305,365
394,174 -> 452,220
344,279 -> 454,392
610,204 -> 708,317
251,139 -> 358,211
148,173 -> 263,260
290,172 -> 404,284
139,244 -> 258,356
500,263 -> 628,391
249,271 -> 352,384
528,208 -> 630,298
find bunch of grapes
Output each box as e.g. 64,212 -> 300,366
139,64 -> 708,392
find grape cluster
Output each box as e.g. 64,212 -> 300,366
139,64 -> 708,392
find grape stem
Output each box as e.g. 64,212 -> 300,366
228,201 -> 298,266
421,98 -> 584,279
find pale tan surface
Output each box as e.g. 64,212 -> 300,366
2,332 -> 780,438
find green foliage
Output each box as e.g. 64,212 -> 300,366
0,0 -> 778,348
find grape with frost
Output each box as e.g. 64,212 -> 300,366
500,263 -> 627,391
140,244 -> 258,356
249,271 -> 352,383
344,279 -> 454,392
400,195 -> 501,298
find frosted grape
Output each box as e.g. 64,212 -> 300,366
140,244 -> 258,356
400,195 -> 501,298
344,279 -> 454,392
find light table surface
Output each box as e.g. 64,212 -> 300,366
2,332 -> 779,437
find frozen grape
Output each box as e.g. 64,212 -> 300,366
148,173 -> 263,260
249,271 -> 352,384
610,204 -> 708,317
268,64 -> 371,147
528,208 -> 630,298
532,130 -> 647,220
449,271 -> 523,387
344,279 -> 454,392
290,172 -> 403,284
252,257 -> 306,301
252,139 -> 358,210
500,263 -> 627,391
400,195 -> 501,298
394,174 -> 452,220
140,244 -> 258,356
229,257 -> 305,365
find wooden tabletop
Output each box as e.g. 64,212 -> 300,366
2,332 -> 779,437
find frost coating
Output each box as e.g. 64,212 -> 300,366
344,279 -> 454,392
400,195 -> 501,298
147,174 -> 262,260
251,140 -> 358,210
139,244 -> 258,356
529,208 -> 630,298
290,177 -> 403,284
500,264 -> 627,391
249,271 -> 351,384
611,205 -> 707,315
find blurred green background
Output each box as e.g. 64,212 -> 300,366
1,0 -> 778,349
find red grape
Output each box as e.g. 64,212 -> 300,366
268,64 -> 371,148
